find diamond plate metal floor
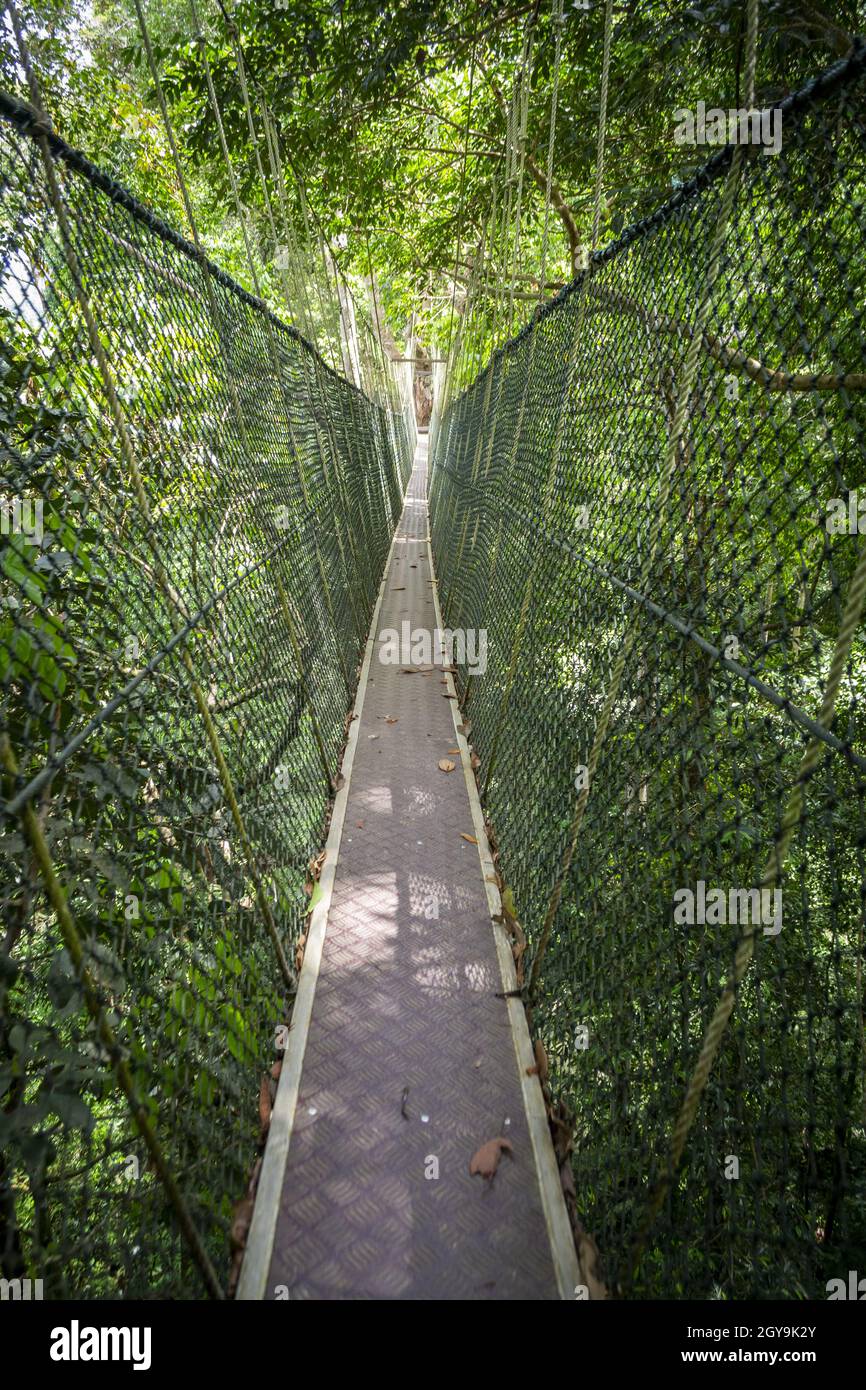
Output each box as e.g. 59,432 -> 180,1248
263,436 -> 561,1299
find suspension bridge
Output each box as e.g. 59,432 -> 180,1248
1,0 -> 866,1302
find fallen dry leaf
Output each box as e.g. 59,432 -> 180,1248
460,833 -> 478,844
469,1136 -> 513,1181
356,819 -> 365,828
385,716 -> 399,724
392,586 -> 406,591
526,1064 -> 540,1077
447,747 -> 460,755
438,758 -> 456,773
470,751 -> 481,770
534,1038 -> 549,1082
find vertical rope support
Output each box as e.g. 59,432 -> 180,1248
120,0 -> 296,994
528,0 -> 741,1000
483,0 -> 610,798
3,0 -> 230,1298
187,0 -> 368,663
41,0 -> 295,997
441,2 -> 480,416
460,0 -> 563,717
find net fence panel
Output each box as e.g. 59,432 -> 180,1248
0,96 -> 412,1298
431,49 -> 866,1299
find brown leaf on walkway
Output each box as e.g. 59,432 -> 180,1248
533,1038 -> 549,1082
356,819 -> 365,828
460,832 -> 478,844
526,1064 -> 540,1076
392,586 -> 406,591
447,747 -> 460,755
469,1137 -> 513,1181
438,759 -> 456,772
384,716 -> 399,723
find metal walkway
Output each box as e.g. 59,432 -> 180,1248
239,436 -> 575,1300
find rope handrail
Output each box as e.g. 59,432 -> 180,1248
0,86 -> 377,406
430,20 -> 866,1298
